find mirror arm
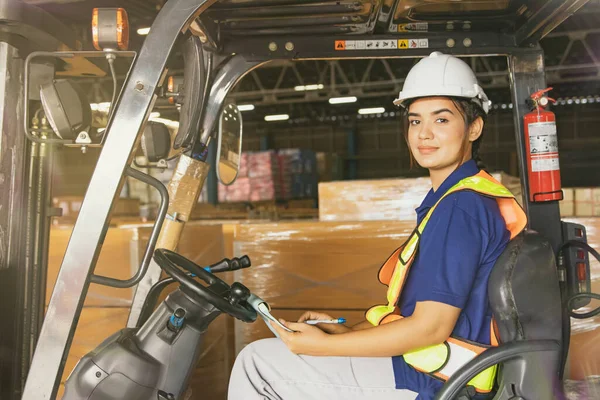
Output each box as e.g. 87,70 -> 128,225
194,55 -> 263,151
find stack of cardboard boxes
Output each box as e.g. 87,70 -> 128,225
48,222 -> 233,399
217,149 -> 319,203
560,188 -> 600,217
318,171 -> 522,222
230,171 -> 600,383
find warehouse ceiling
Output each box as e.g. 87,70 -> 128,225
24,0 -> 600,124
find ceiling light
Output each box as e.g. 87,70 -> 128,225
358,107 -> 385,115
238,104 -> 255,111
137,27 -> 150,35
90,102 -> 111,112
294,84 -> 324,91
264,114 -> 289,122
329,96 -> 357,104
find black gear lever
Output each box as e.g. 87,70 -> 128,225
229,282 -> 251,306
208,255 -> 252,274
231,255 -> 251,270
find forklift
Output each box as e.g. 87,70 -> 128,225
0,0 -> 598,399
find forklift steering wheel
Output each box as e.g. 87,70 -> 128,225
153,248 -> 257,323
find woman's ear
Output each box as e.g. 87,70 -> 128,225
468,116 -> 484,142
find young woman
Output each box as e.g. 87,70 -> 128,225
227,52 -> 524,400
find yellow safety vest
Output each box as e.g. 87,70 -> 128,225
366,170 -> 527,393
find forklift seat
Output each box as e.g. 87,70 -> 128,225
435,230 -> 564,400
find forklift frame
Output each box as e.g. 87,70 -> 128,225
4,0 -> 590,398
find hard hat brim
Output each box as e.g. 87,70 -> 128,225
393,92 -> 490,114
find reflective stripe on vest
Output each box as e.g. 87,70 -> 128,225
366,170 -> 527,393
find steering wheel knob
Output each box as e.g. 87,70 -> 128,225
229,282 -> 251,305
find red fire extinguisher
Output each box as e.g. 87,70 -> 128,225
523,87 -> 563,202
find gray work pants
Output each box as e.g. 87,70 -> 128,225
228,338 -> 418,400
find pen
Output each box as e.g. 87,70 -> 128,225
305,318 -> 346,325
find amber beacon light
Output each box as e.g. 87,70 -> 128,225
92,8 -> 130,51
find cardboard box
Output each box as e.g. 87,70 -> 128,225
318,171 -> 523,222
560,188 -> 575,217
232,218 -> 600,379
231,220 -> 412,353
574,188 -> 600,217
52,196 -> 140,224
47,225 -> 138,307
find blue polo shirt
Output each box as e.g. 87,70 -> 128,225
391,160 -> 511,399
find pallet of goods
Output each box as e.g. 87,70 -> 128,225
218,149 -> 319,203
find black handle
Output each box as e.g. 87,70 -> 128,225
209,255 -> 252,273
229,282 -> 251,305
91,167 -> 168,288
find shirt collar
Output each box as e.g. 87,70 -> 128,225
415,159 -> 480,218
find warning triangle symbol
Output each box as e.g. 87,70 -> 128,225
336,42 -> 344,49
399,41 -> 407,49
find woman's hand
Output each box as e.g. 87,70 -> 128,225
297,311 -> 351,334
270,319 -> 331,356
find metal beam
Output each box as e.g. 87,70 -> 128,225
224,60 -> 600,107
515,0 -> 591,45
0,0 -> 79,51
0,42 -> 29,400
22,0 -> 218,398
77,26 -> 600,110
223,32 -> 518,61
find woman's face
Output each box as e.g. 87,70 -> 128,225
407,97 -> 480,171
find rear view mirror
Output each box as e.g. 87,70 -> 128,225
141,121 -> 171,163
216,103 -> 242,185
40,79 -> 92,140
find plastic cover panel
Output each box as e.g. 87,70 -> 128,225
207,0 -> 382,36
208,0 -> 552,37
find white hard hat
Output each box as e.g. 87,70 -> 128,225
393,52 -> 491,114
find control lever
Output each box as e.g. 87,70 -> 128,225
206,255 -> 251,274
228,282 -> 251,306
231,255 -> 251,270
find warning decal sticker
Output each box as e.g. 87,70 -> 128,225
528,122 -> 558,154
334,39 -> 428,50
398,22 -> 428,32
531,157 -> 560,172
528,121 -> 560,172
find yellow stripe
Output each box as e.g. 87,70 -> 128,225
403,343 -> 449,372
468,365 -> 497,392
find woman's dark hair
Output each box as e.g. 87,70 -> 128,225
401,97 -> 487,170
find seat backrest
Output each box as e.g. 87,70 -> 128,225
488,230 -> 563,343
487,230 -> 564,399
